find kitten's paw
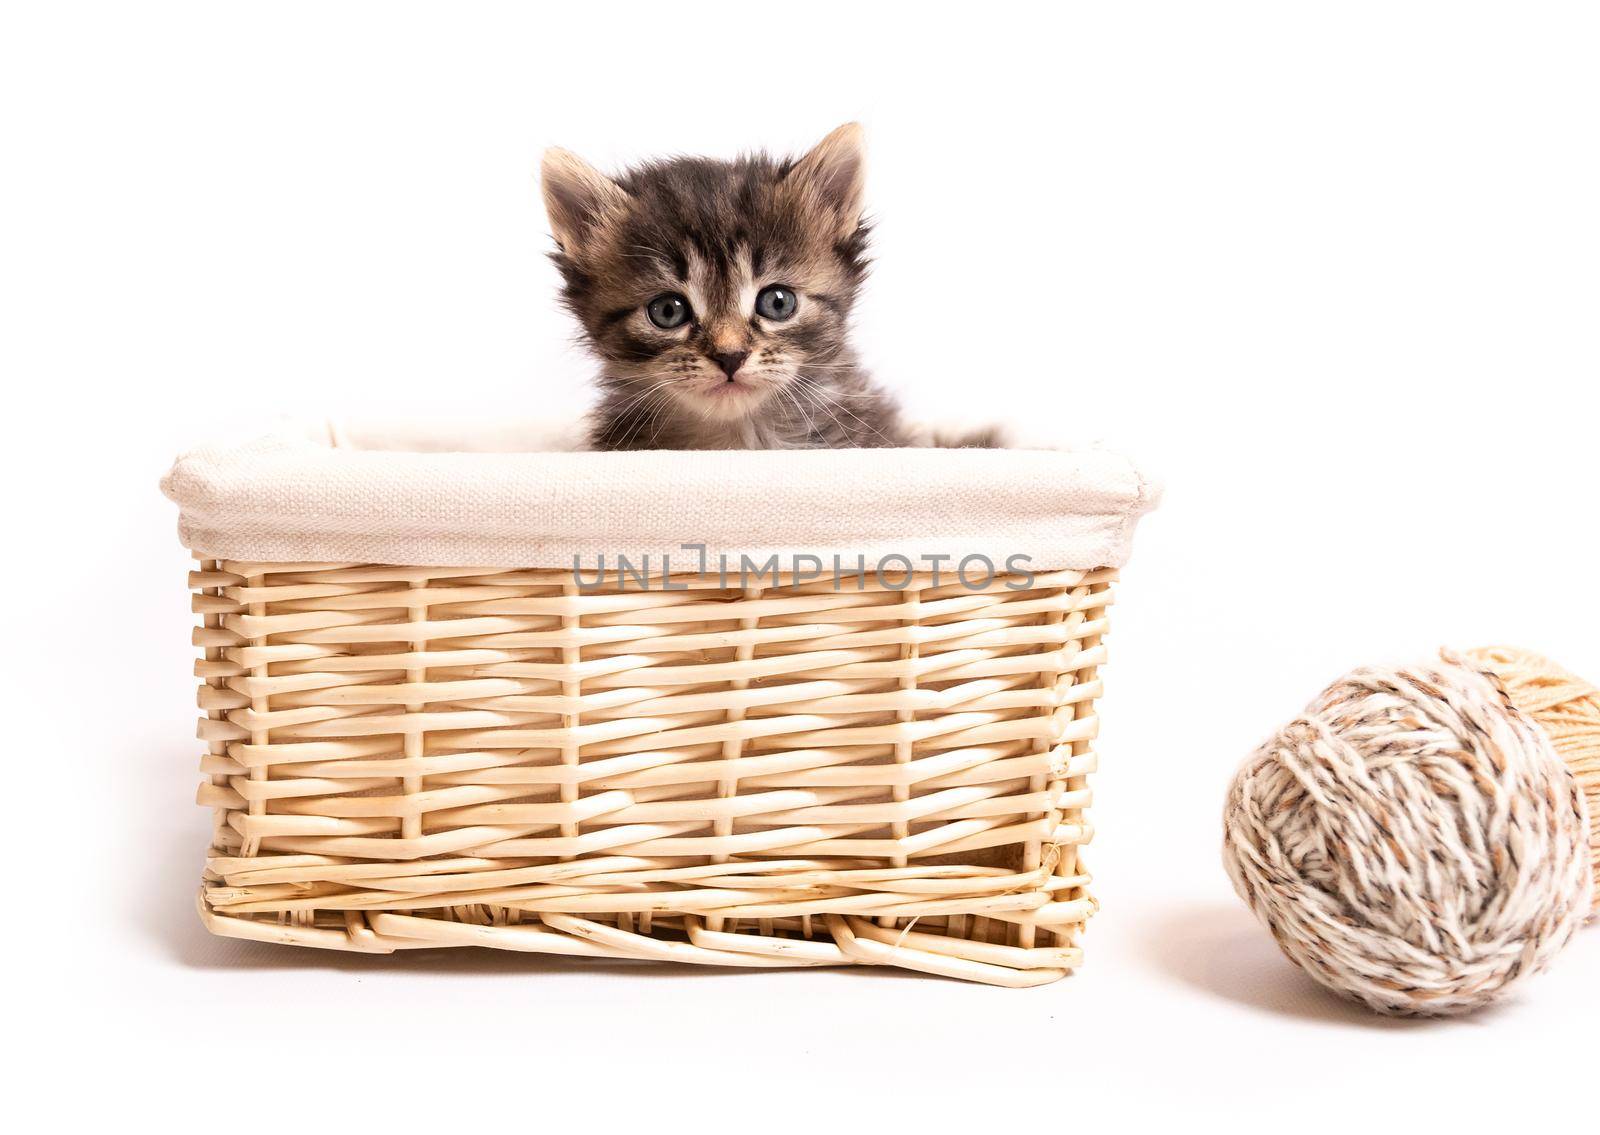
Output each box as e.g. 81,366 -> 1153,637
907,419 -> 1012,449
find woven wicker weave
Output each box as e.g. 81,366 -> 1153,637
191,559 -> 1114,987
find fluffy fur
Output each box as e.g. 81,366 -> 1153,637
542,125 -> 942,450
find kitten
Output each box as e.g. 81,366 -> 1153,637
542,124 -> 968,450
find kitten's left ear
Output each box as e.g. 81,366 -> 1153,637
788,123 -> 866,238
541,147 -> 628,258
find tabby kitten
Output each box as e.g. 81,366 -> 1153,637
541,124 -> 916,450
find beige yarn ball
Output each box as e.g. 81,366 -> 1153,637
1222,652 -> 1593,1016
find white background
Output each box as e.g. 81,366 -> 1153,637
5,1 -> 1597,1127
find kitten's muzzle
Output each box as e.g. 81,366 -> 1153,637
710,350 -> 750,380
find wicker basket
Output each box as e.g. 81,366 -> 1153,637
166,422 -> 1158,986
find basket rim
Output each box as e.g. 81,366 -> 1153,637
163,419 -> 1161,571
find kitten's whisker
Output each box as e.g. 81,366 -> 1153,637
775,383 -> 819,438
813,393 -> 892,447
610,401 -> 666,448
625,396 -> 674,450
642,390 -> 679,449
790,376 -> 874,446
612,383 -> 679,450
608,378 -> 678,419
791,375 -> 893,444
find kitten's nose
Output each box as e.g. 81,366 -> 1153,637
711,350 -> 750,379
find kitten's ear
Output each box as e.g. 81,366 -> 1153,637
541,147 -> 628,257
788,123 -> 866,237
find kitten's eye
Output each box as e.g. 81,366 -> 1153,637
755,285 -> 799,321
645,293 -> 692,329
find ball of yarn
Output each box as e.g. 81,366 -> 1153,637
1222,653 -> 1592,1016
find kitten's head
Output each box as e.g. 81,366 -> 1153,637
541,124 -> 868,422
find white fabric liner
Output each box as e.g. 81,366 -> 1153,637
162,420 -> 1161,571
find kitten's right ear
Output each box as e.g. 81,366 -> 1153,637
540,147 -> 628,257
